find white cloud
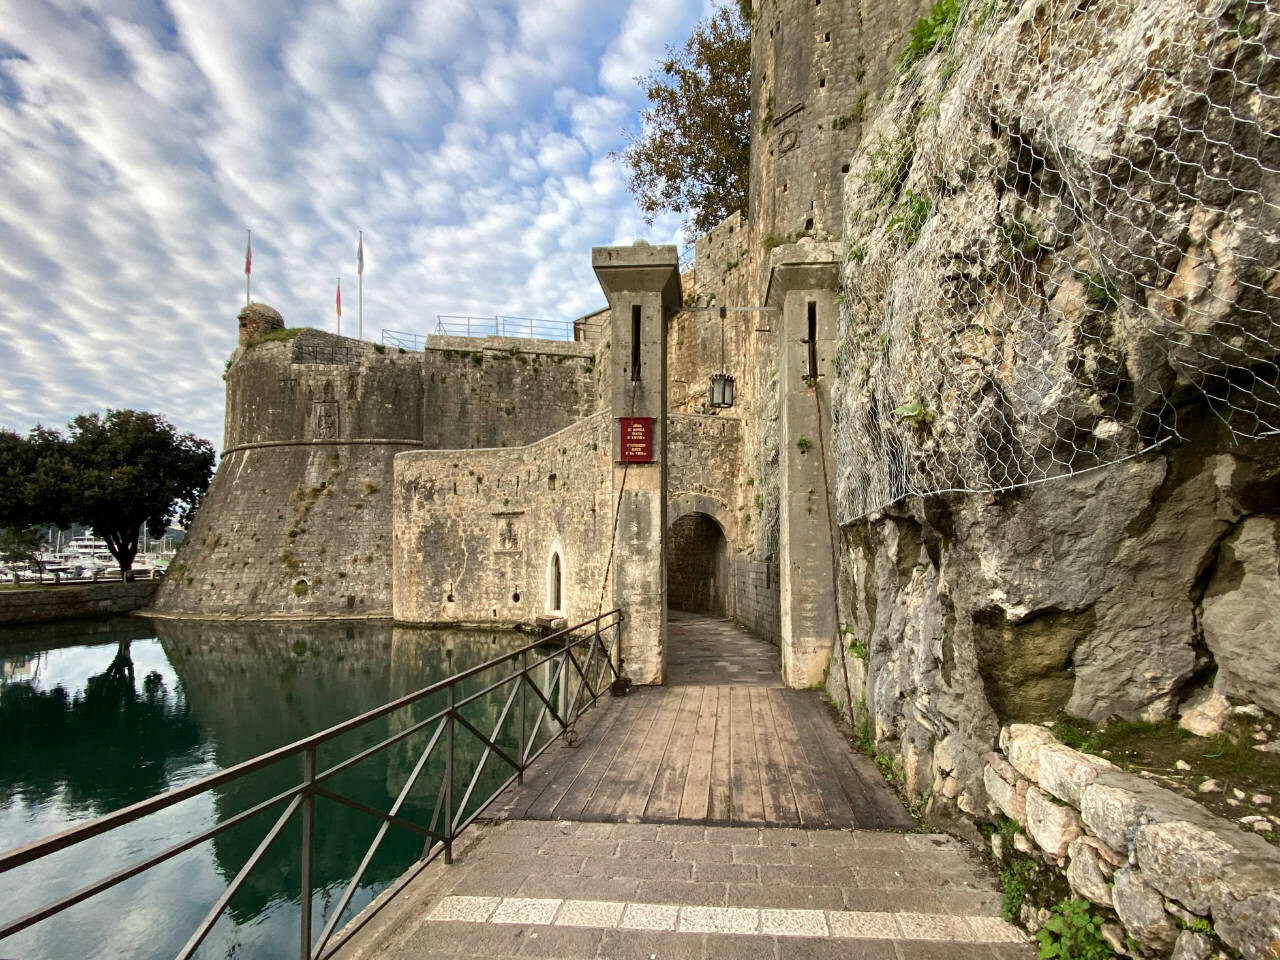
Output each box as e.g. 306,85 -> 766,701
0,0 -> 698,443
598,0 -> 709,96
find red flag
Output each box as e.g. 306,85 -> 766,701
244,232 -> 251,276
336,279 -> 342,317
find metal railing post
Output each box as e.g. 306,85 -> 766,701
444,684 -> 454,865
300,747 -> 315,960
560,643 -> 569,730
518,649 -> 527,781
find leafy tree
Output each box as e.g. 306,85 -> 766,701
0,410 -> 214,576
620,3 -> 751,240
0,525 -> 44,575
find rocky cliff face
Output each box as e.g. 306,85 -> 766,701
826,0 -> 1280,821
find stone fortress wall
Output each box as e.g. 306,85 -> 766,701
392,413 -> 613,628
155,323 -> 602,619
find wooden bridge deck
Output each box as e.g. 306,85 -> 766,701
490,615 -> 912,830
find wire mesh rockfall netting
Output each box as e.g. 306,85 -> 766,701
832,0 -> 1279,524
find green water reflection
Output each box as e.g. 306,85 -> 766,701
0,617 -> 569,959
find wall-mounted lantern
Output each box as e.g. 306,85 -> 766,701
708,305 -> 735,409
709,372 -> 735,408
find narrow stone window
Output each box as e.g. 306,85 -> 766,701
806,301 -> 818,380
548,473 -> 557,491
631,305 -> 642,381
549,553 -> 563,612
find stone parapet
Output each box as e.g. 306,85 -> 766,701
986,724 -> 1280,960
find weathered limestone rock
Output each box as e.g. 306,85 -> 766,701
1179,687 -> 1233,738
1004,724 -> 1058,782
1113,866 -> 1179,952
1026,786 -> 1081,858
1080,781 -> 1141,854
1038,742 -> 1113,807
1066,837 -> 1113,907
1067,455 -> 1241,721
1170,930 -> 1212,960
1081,770 -> 1212,855
1134,820 -> 1238,915
1202,516 -> 1280,715
1209,860 -> 1280,960
987,751 -> 1020,784
984,763 -> 1027,824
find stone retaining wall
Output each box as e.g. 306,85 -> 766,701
0,581 -> 159,626
985,724 -> 1280,959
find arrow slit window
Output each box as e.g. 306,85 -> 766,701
806,301 -> 818,380
631,305 -> 642,381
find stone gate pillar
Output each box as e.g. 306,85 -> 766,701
593,242 -> 681,685
768,242 -> 840,688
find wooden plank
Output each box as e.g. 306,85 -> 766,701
678,686 -> 719,821
488,690 -> 603,821
645,686 -> 704,820
750,686 -> 801,826
556,689 -> 656,820
494,696 -> 611,820
792,691 -> 912,831
787,690 -> 882,824
707,686 -> 733,824
521,695 -> 631,820
728,686 -> 765,824
611,687 -> 686,819
576,688 -> 669,820
766,687 -> 846,828
846,751 -> 917,831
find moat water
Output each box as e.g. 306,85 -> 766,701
0,616 -> 563,960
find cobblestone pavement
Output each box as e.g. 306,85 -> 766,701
337,820 -> 1033,959
667,612 -> 781,686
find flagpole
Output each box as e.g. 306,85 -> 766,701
358,230 -> 364,341
336,277 -> 342,336
245,229 -> 252,306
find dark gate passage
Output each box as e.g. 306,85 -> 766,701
667,513 -> 731,617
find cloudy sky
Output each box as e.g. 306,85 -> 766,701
0,0 -> 710,446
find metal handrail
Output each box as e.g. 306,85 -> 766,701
381,329 -> 429,351
0,610 -> 625,960
434,314 -> 578,341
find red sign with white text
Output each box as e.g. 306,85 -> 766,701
618,417 -> 654,463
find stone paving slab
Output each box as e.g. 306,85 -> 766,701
334,820 -> 1033,960
666,611 -> 782,686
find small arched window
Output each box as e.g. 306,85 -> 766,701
549,553 -> 563,613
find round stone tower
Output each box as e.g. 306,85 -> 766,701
237,302 -> 284,346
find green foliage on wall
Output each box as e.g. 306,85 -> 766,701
886,190 -> 932,247
244,327 -> 303,349
897,0 -> 963,74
